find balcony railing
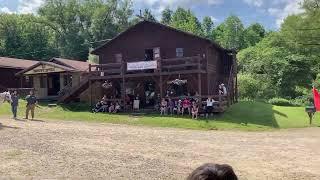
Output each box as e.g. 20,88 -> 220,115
89,55 -> 206,78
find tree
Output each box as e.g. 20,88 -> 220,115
37,0 -> 134,60
0,14 -> 57,60
213,15 -> 245,50
161,7 -> 173,25
171,7 -> 202,36
243,23 -> 265,47
142,9 -> 156,22
202,16 -> 214,38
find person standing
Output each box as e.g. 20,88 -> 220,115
206,97 -> 215,118
221,83 -> 227,95
11,90 -> 19,119
25,90 -> 37,120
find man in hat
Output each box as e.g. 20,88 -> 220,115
25,90 -> 38,120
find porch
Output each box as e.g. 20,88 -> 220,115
86,55 -> 231,113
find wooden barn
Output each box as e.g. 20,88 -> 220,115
84,20 -> 238,112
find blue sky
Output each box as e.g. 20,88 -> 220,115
0,0 -> 304,30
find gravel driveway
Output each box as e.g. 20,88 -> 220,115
0,118 -> 319,180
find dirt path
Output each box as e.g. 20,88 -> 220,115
0,118 -> 319,180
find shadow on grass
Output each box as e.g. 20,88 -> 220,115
59,102 -> 92,112
214,101 -> 280,128
39,101 -> 281,129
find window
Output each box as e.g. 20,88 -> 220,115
176,48 -> 184,57
40,75 -> 47,88
63,74 -> 72,87
24,76 -> 33,88
115,53 -> 122,63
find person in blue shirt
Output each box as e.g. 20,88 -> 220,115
11,90 -> 19,119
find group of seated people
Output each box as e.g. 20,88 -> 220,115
159,96 -> 217,119
92,95 -> 121,113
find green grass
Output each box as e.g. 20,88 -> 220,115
1,100 -> 319,131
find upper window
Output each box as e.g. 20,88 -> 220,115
115,53 -> 122,63
176,48 -> 184,57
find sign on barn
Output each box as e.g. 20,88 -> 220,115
127,60 -> 157,71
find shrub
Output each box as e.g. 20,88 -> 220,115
268,98 -> 293,106
238,74 -> 260,100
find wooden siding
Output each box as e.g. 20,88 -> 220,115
96,22 -> 212,64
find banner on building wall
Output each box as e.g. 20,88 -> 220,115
127,60 -> 157,71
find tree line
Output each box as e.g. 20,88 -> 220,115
0,0 -> 319,103
0,0 -> 265,61
238,0 -> 320,104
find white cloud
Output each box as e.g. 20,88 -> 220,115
243,0 -> 264,7
267,0 -> 304,27
0,7 -> 14,14
134,0 -> 223,17
135,0 -> 223,7
17,0 -> 44,14
210,16 -> 219,23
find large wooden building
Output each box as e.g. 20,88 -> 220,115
87,20 -> 237,111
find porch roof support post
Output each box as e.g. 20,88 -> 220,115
20,76 -> 23,88
198,56 -> 202,97
89,79 -> 92,107
121,62 -> 126,111
158,58 -> 163,100
198,73 -> 201,97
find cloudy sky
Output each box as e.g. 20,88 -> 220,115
0,0 -> 304,29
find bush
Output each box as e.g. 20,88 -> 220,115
290,95 -> 313,107
268,98 -> 293,106
238,74 -> 260,100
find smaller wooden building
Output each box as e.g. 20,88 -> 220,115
0,57 -> 37,91
16,58 -> 92,100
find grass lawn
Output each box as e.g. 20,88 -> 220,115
1,100 -> 319,131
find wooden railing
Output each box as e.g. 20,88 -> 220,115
89,56 -> 205,77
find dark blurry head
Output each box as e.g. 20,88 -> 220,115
187,163 -> 238,180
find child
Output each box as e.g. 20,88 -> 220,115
182,98 -> 191,115
168,98 -> 174,115
191,102 -> 199,119
160,98 -> 167,115
114,102 -> 121,113
177,99 -> 182,115
108,103 -> 115,113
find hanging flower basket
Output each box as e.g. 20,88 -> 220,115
102,81 -> 113,89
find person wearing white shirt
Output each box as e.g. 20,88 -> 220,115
221,83 -> 227,95
206,97 -> 215,118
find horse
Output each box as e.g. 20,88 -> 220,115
0,91 -> 12,106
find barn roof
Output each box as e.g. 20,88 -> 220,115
91,20 -> 234,55
49,58 -> 93,72
0,57 -> 38,69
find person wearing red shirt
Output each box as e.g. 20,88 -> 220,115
182,98 -> 191,115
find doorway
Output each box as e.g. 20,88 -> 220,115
144,49 -> 154,61
48,73 -> 61,96
144,81 -> 156,107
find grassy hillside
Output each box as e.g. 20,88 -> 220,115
0,101 -> 319,131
